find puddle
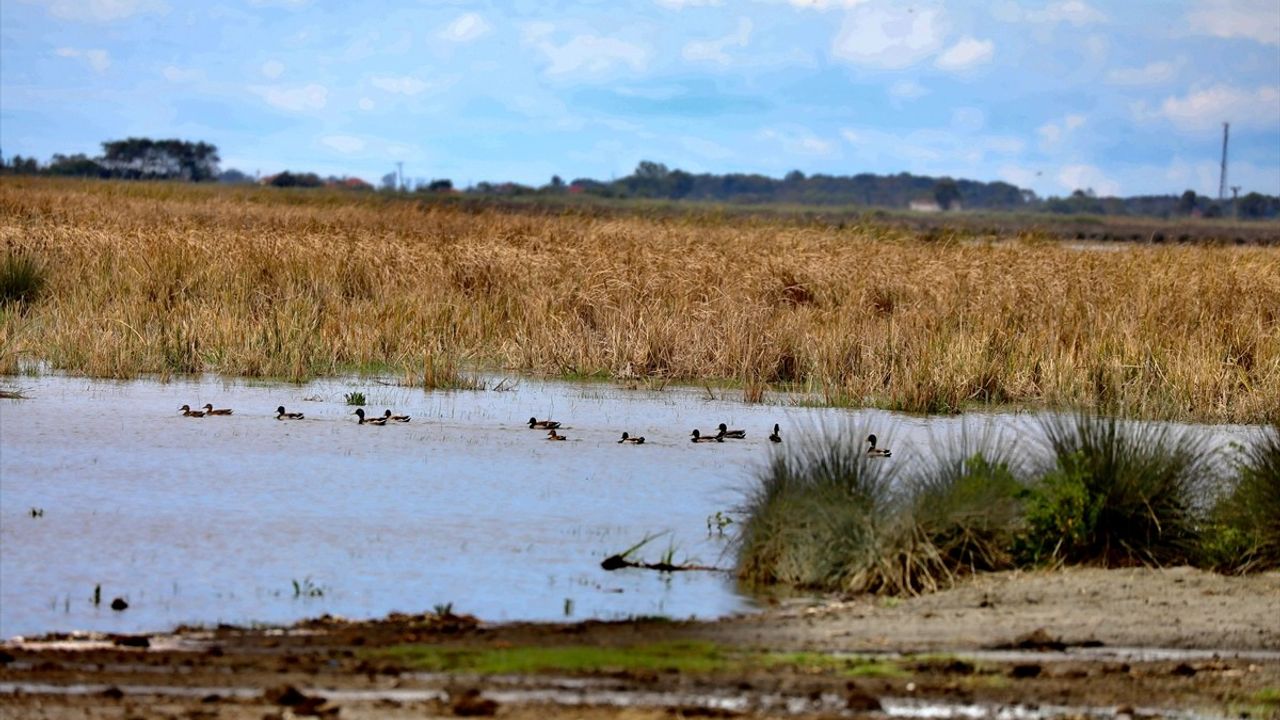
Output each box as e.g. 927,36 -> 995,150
0,680 -> 1223,718
0,374 -> 1258,638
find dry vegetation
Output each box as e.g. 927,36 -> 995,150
2,177 -> 1277,422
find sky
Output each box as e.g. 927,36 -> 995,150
1,0 -> 1278,198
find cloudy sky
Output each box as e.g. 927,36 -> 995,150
2,0 -> 1278,197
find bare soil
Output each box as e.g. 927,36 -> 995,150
2,567 -> 1278,719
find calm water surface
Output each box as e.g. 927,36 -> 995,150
0,374 -> 1253,638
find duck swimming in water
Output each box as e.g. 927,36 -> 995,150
619,432 -> 645,444
866,434 -> 891,457
276,406 -> 304,420
354,408 -> 387,425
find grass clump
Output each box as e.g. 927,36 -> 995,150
0,249 -> 47,307
1202,426 -> 1280,573
892,436 -> 1025,593
736,423 -> 897,592
343,391 -> 366,406
1018,414 -> 1209,567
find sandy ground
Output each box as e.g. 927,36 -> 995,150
2,567 -> 1278,719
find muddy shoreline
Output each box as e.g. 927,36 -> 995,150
3,567 -> 1278,719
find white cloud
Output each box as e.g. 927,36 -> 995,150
1187,0 -> 1280,46
951,107 -> 986,131
997,164 -> 1042,190
934,36 -> 993,71
760,127 -> 836,156
1058,164 -> 1119,196
161,65 -> 202,82
788,0 -> 866,8
371,75 -> 428,95
1150,85 -> 1280,131
261,60 -> 285,79
321,135 -> 365,154
680,136 -> 735,160
1034,1 -> 1106,25
831,5 -> 946,69
440,13 -> 490,43
682,18 -> 752,65
55,47 -> 111,73
250,83 -> 327,112
994,0 -> 1107,25
1106,60 -> 1178,85
40,0 -> 167,22
1037,113 -> 1086,148
524,26 -> 651,78
888,80 -> 928,100
358,97 -> 375,111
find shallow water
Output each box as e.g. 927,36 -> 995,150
0,374 -> 1257,638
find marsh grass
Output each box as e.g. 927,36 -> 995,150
1020,414 -> 1211,567
0,248 -> 47,307
738,416 -> 1261,596
736,422 -> 898,591
1203,426 -> 1280,572
2,178 -> 1278,422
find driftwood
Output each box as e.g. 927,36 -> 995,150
599,554 -> 721,573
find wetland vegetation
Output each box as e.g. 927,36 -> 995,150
2,177 -> 1277,423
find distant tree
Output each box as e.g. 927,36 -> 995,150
427,178 -> 453,192
380,172 -> 398,191
784,169 -> 806,183
47,153 -> 104,177
1203,203 -> 1223,218
268,171 -> 322,188
1238,192 -> 1271,219
218,168 -> 253,184
99,138 -> 219,181
1177,189 -> 1198,215
933,177 -> 961,210
549,174 -> 565,190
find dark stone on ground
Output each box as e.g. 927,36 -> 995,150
1172,662 -> 1197,677
114,635 -> 149,648
101,686 -> 125,700
110,597 -> 128,611
1009,663 -> 1043,679
452,687 -> 499,717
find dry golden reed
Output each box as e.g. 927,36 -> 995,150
2,177 -> 1277,423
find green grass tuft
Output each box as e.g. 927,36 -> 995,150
1017,414 -> 1210,567
1202,426 -> 1280,572
0,249 -> 47,306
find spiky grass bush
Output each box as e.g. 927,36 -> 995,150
0,249 -> 46,307
891,432 -> 1026,593
1203,425 -> 1280,573
1019,414 -> 1212,567
736,424 -> 898,591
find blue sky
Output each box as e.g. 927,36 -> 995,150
2,0 -> 1278,197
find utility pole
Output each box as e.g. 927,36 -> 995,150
396,161 -> 404,191
1218,122 -> 1229,201
1231,185 -> 1241,218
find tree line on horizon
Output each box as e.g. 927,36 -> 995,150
3,137 -> 1277,220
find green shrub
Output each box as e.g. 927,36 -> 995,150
735,424 -> 898,591
0,249 -> 47,306
1203,426 -> 1280,572
1019,414 -> 1211,566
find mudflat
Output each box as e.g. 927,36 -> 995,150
3,566 -> 1278,718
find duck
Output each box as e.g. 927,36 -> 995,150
354,408 -> 387,426
768,423 -> 782,443
866,434 -> 891,457
383,409 -> 411,423
619,432 -> 645,444
546,429 -> 567,441
529,417 -> 561,430
201,403 -> 233,416
178,404 -> 205,417
691,429 -> 723,443
718,423 -> 747,439
276,405 -> 305,420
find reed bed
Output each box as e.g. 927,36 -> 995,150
2,178 -> 1277,422
737,416 -> 1279,596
